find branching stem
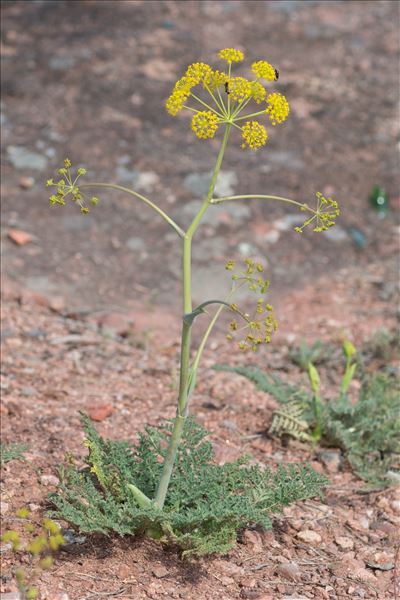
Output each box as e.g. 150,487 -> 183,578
79,183 -> 185,238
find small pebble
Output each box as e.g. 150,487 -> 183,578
152,565 -> 169,579
39,474 -> 59,486
19,176 -> 35,189
296,530 -> 322,545
335,536 -> 354,550
276,561 -> 301,582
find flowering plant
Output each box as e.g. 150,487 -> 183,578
46,49 -> 339,528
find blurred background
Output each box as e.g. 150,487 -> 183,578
1,0 -> 399,326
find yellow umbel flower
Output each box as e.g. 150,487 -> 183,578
250,81 -> 266,104
241,121 -> 268,150
203,69 -> 228,91
266,92 -> 290,125
251,60 -> 277,81
185,62 -> 213,84
166,76 -> 194,116
228,77 -> 252,102
218,48 -> 244,63
191,111 -> 219,139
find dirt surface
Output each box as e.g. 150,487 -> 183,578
1,1 -> 400,599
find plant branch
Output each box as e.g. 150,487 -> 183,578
210,193 -> 309,212
78,183 -> 185,238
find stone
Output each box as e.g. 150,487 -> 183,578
126,236 -> 147,253
274,214 -> 305,231
61,529 -> 87,545
115,165 -> 140,185
276,562 -> 301,582
263,150 -> 305,171
0,501 -> 10,515
242,529 -> 263,552
7,229 -> 34,245
136,171 -> 159,191
1,593 -> 22,600
177,199 -> 251,229
192,236 -> 228,262
391,499 -> 400,513
152,565 -> 169,578
39,474 -> 59,486
87,403 -> 114,422
296,530 -> 322,545
60,214 -> 91,231
318,449 -> 342,473
183,170 -> 237,198
237,241 -> 258,256
49,55 -> 76,70
322,225 -> 348,242
97,312 -> 134,336
24,275 -> 57,295
19,176 -> 35,189
7,146 -> 48,171
334,536 -> 354,550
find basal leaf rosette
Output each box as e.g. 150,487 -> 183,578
165,49 -> 289,150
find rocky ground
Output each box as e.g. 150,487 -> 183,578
1,1 -> 399,599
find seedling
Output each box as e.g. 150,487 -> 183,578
216,341 -> 400,487
46,49 -> 339,553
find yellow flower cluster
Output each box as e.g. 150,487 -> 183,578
224,259 -> 278,351
294,192 -> 341,233
241,121 -> 268,150
266,92 -> 290,125
218,48 -> 244,63
165,49 -> 289,150
46,159 -> 98,214
251,60 -> 278,81
204,69 -> 228,92
186,62 -> 213,84
166,76 -> 194,116
228,77 -> 252,102
191,111 -> 219,139
250,81 -> 267,104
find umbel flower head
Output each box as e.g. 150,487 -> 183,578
224,259 -> 278,352
46,159 -> 99,214
166,49 -> 289,151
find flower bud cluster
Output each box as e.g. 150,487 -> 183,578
46,159 -> 98,214
295,192 -> 340,233
225,259 -> 278,352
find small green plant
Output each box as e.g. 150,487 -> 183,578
1,442 -> 29,465
1,510 -> 65,599
216,341 -> 400,486
49,414 -> 327,556
46,49 -> 339,552
288,339 -> 332,370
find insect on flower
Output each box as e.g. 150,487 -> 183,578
224,81 -> 230,95
274,67 -> 279,80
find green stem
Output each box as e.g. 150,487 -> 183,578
190,92 -> 225,119
154,125 -> 232,509
234,110 -> 267,122
204,83 -> 227,117
210,193 -> 310,212
79,182 -> 185,238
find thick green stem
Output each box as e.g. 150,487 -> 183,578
79,182 -> 185,238
154,125 -> 232,509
